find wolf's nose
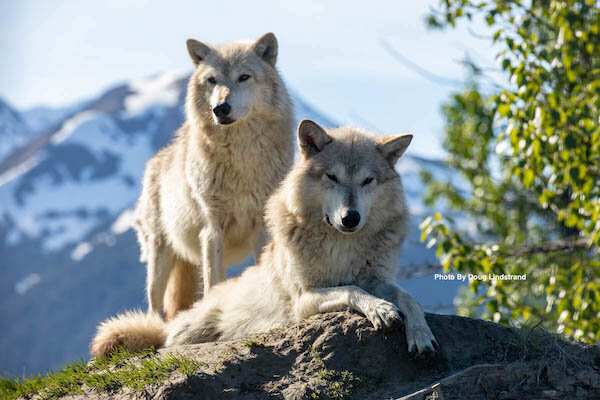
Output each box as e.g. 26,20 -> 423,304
213,102 -> 231,118
341,210 -> 360,229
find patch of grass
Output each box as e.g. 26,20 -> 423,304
212,360 -> 225,373
242,339 -> 260,349
506,319 -> 586,369
242,335 -> 266,350
222,348 -> 233,357
505,319 -> 546,361
302,313 -> 321,321
0,347 -> 205,400
318,369 -> 361,399
309,346 -> 361,399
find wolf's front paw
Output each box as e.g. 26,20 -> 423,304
359,298 -> 402,330
405,322 -> 438,360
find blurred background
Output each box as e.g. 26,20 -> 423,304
6,0 -> 582,377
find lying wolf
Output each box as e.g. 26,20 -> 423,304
92,120 -> 438,358
134,33 -> 294,319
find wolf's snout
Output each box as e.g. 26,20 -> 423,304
341,210 -> 361,229
213,102 -> 231,118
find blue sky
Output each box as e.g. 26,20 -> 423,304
0,1 -> 499,158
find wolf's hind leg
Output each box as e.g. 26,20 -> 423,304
296,286 -> 401,330
371,281 -> 438,358
252,224 -> 269,264
163,258 -> 198,320
146,243 -> 175,316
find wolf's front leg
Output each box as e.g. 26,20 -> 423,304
146,243 -> 175,315
296,286 -> 401,330
199,224 -> 224,296
371,281 -> 438,358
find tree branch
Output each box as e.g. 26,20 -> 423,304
380,39 -> 465,87
508,238 -> 593,258
402,239 -> 594,278
398,263 -> 443,279
508,0 -> 558,34
399,364 -> 504,400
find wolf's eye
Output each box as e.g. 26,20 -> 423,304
326,174 -> 338,183
362,177 -> 374,186
238,74 -> 251,82
207,77 -> 217,84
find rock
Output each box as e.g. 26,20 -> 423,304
63,312 -> 600,399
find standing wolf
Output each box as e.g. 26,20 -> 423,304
92,120 -> 438,358
134,33 -> 294,319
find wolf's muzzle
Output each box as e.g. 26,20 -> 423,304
213,102 -> 231,118
341,209 -> 360,229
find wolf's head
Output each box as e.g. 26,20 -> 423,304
279,120 -> 412,235
185,33 -> 283,127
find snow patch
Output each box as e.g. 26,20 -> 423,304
111,208 -> 135,235
51,111 -> 100,144
0,112 -> 155,251
71,241 -> 93,261
22,102 -> 85,134
15,273 -> 41,295
125,71 -> 186,116
0,154 -> 41,187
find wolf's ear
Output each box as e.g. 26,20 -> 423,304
186,39 -> 211,66
253,33 -> 278,66
377,134 -> 413,166
298,120 -> 332,158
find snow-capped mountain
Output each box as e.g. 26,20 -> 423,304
0,71 -> 338,254
0,72 -> 461,376
21,102 -> 86,136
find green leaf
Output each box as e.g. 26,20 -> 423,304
523,169 -> 535,188
497,103 -> 511,117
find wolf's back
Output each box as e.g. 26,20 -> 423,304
90,310 -> 166,357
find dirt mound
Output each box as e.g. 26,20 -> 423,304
68,312 -> 600,399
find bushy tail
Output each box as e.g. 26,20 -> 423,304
90,310 -> 166,357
